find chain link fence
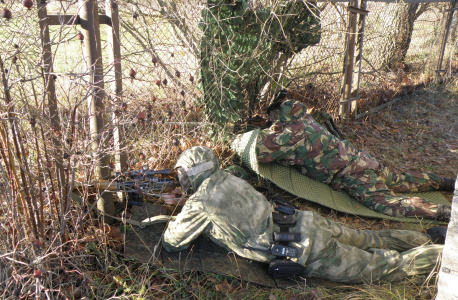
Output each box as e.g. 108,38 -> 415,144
108,0 -> 456,123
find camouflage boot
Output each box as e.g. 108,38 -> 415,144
439,177 -> 456,191
424,227 -> 447,244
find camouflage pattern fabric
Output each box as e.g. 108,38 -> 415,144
199,0 -> 320,129
163,146 -> 443,283
300,212 -> 443,283
256,100 -> 442,218
224,165 -> 250,180
174,146 -> 220,192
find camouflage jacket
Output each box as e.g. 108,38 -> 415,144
163,169 -> 275,261
163,167 -> 342,267
256,100 -> 379,184
161,146 -> 323,266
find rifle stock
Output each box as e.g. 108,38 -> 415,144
73,168 -> 179,194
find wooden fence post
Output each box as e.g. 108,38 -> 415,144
37,1 -> 68,230
78,0 -> 114,224
341,1 -> 369,121
341,0 -> 359,122
105,0 -> 127,174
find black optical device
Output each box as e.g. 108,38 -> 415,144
271,245 -> 297,258
268,259 -> 304,279
275,204 -> 295,215
243,245 -> 297,258
273,232 -> 301,242
272,212 -> 296,227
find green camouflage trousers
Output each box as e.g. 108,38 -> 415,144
328,164 -> 442,218
296,212 -> 443,283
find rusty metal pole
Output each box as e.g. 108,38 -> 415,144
37,2 -> 67,215
341,0 -> 358,122
79,0 -> 114,224
105,0 -> 126,174
435,0 -> 457,83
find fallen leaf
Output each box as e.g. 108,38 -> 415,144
73,287 -> 82,299
221,279 -> 229,289
112,275 -> 123,286
374,124 -> 385,131
63,234 -> 70,243
306,289 -> 321,299
269,295 -> 277,300
356,135 -> 365,142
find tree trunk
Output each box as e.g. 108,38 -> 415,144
373,3 -> 429,70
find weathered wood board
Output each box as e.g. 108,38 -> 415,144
436,176 -> 458,300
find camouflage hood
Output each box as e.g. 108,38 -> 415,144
174,146 -> 220,191
277,100 -> 307,124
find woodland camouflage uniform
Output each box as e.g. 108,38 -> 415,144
256,100 -> 444,218
199,0 -> 320,127
163,146 -> 443,283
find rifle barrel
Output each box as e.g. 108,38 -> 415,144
145,169 -> 172,176
73,180 -> 117,191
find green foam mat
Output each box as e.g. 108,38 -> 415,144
231,129 -> 450,223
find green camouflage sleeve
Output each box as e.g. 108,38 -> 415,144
163,198 -> 210,252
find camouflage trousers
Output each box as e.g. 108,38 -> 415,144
296,212 -> 443,283
330,161 -> 442,218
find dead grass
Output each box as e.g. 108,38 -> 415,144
1,84 -> 457,299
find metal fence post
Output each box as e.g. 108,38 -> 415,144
105,0 -> 127,174
435,0 -> 458,82
78,0 -> 114,224
37,1 -> 68,224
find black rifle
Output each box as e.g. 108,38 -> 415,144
115,166 -> 178,205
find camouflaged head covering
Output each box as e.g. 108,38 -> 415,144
174,146 -> 219,191
277,100 -> 307,124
